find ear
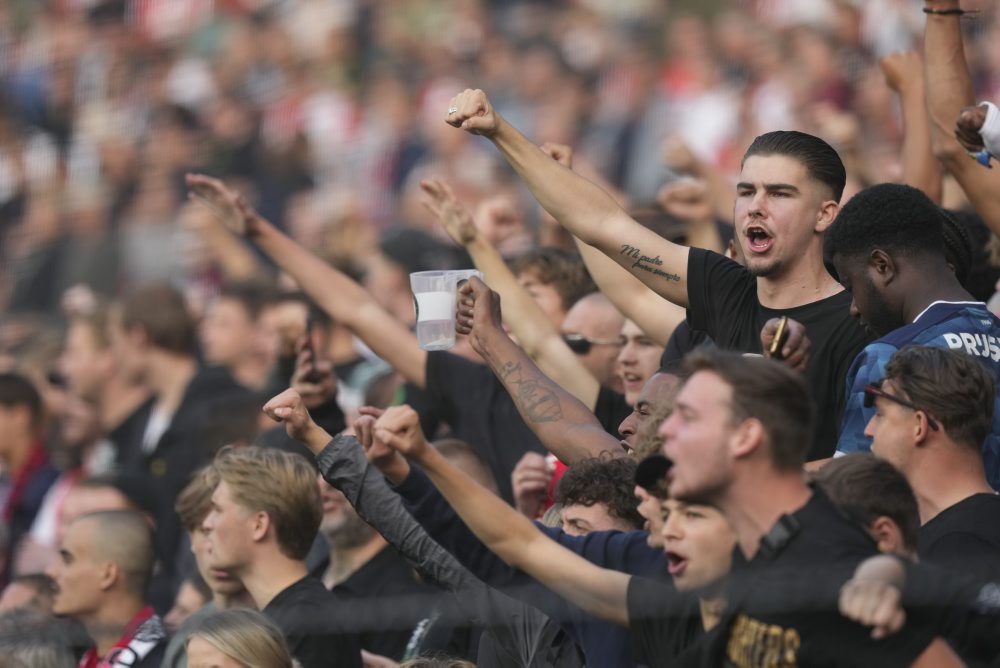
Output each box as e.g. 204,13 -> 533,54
729,418 -> 765,460
869,516 -> 904,555
868,249 -> 896,285
98,561 -> 119,591
912,411 -> 934,447
251,511 -> 270,543
814,200 -> 839,233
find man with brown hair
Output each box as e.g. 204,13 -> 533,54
110,282 -> 252,610
864,345 -> 1000,581
201,446 -> 361,667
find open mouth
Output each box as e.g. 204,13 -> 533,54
621,371 -> 643,386
665,551 -> 688,575
745,226 -> 774,253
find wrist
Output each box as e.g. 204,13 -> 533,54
381,456 -> 411,486
304,423 -> 333,455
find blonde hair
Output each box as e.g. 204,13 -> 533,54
175,466 -> 215,533
187,609 -> 294,668
210,446 -> 321,560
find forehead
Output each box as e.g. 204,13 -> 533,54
677,370 -> 732,408
740,154 -> 812,188
620,319 -> 643,338
637,373 -> 678,407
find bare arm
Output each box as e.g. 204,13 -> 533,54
458,277 -> 623,464
186,174 -> 428,389
924,4 -> 1000,231
420,178 -> 601,407
447,90 -> 691,307
882,52 -> 942,204
373,405 -> 632,627
180,201 -> 263,280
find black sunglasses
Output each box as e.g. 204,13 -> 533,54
562,334 -> 624,355
863,379 -> 939,431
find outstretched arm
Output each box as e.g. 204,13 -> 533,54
446,90 -> 691,307
420,178 -> 601,407
373,405 -> 631,627
923,4 -> 1000,232
458,277 -> 623,464
186,174 -> 428,388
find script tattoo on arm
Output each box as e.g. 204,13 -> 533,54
497,361 -> 564,423
620,244 -> 681,282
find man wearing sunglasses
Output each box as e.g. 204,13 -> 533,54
825,183 -> 1000,489
558,292 -> 625,392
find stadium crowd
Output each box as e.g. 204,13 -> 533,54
0,0 -> 999,666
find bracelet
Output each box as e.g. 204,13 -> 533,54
922,7 -> 966,15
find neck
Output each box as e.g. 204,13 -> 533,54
908,447 -> 994,524
756,255 -> 843,310
322,534 -> 387,589
147,353 -> 197,413
99,376 -> 149,431
717,465 -> 812,559
328,326 -> 360,365
240,551 -> 308,610
211,589 -> 256,611
902,280 -> 975,325
698,593 -> 727,631
85,597 -> 146,657
231,358 -> 268,391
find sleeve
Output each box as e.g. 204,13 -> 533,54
836,343 -> 894,455
593,387 -> 633,436
685,248 -> 756,340
540,525 -> 667,576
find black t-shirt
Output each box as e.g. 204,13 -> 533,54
660,319 -> 713,372
699,489 -> 933,667
263,576 -> 362,668
414,352 -> 630,502
686,248 -> 872,459
919,493 -> 1000,582
627,575 -> 704,667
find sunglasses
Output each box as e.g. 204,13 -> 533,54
863,378 -> 939,431
562,334 -> 624,355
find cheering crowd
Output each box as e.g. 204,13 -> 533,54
1,0 -> 1000,666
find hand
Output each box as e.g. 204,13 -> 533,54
420,178 -> 478,246
760,317 -> 810,372
185,173 -> 261,237
373,405 -> 432,461
290,338 -> 337,410
880,52 -> 923,95
262,388 -> 325,450
475,195 -> 525,248
956,104 -> 989,152
661,136 -> 699,174
355,406 -> 411,484
445,89 -> 500,137
456,276 -> 505,355
657,178 -> 713,224
361,650 -> 399,668
540,142 -> 574,169
838,555 -> 907,639
511,452 -> 552,519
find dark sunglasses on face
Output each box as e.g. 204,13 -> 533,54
562,334 -> 624,355
863,378 -> 940,431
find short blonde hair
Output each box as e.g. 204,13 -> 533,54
175,466 -> 214,533
210,446 -> 321,560
187,608 -> 294,668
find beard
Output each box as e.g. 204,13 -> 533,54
860,277 -> 901,337
321,510 -> 377,550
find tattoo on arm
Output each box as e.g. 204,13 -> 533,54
620,244 -> 681,282
498,362 -> 564,423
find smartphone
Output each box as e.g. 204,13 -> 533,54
769,316 -> 789,360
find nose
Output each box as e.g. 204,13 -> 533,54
618,411 -> 637,440
863,414 -> 876,439
662,508 -> 683,542
618,341 -> 637,366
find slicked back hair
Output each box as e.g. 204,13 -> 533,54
743,130 -> 846,202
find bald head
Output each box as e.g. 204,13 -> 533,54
561,292 -> 625,389
71,510 -> 155,597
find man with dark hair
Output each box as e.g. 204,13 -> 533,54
813,453 -> 920,558
864,346 -> 1000,581
824,183 -> 1000,487
45,510 -> 168,667
652,349 -> 955,666
553,457 -> 643,534
110,282 -> 253,610
201,446 -> 361,667
443,89 -> 871,460
200,281 -> 275,391
508,246 -> 598,326
0,372 -> 58,584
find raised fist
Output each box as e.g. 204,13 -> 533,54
445,89 -> 500,137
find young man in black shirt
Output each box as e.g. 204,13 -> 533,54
656,349 -> 957,666
864,346 -> 1000,581
444,89 -> 872,460
201,446 -> 361,667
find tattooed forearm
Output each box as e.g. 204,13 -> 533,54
498,361 -> 564,423
620,244 -> 681,282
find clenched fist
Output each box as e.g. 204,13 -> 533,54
445,89 -> 500,137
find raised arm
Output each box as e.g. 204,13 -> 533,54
446,90 -> 691,307
373,404 -> 631,627
923,3 -> 1000,232
186,174 -> 428,388
420,178 -> 601,407
881,52 -> 942,204
458,276 -> 623,464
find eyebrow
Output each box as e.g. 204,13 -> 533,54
735,182 -> 801,194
